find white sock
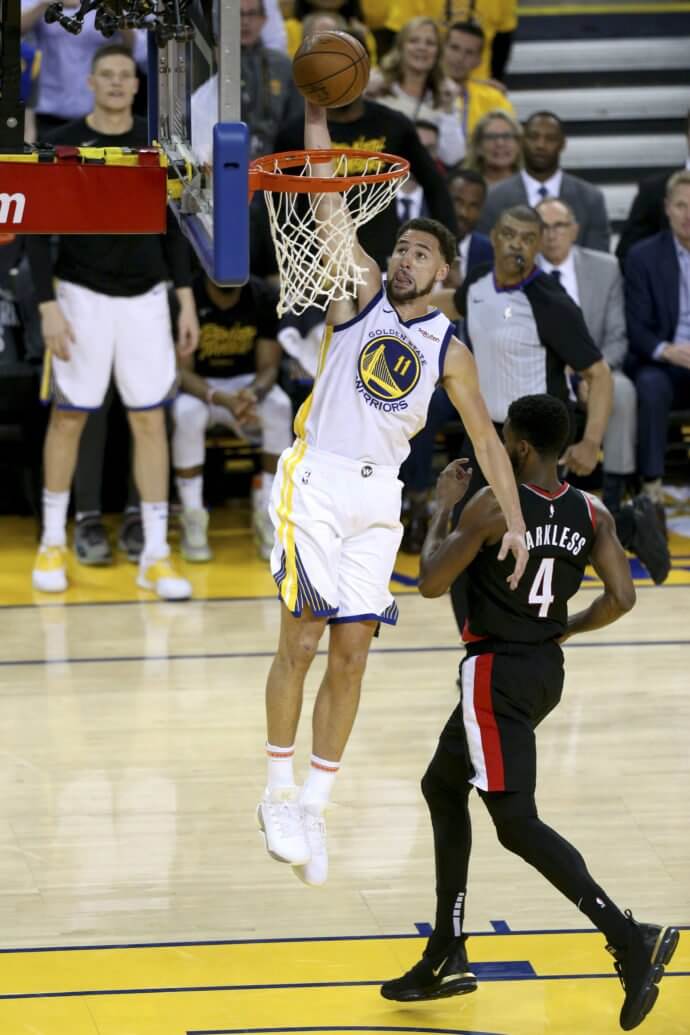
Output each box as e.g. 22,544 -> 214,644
261,471 -> 274,510
41,489 -> 69,547
176,475 -> 203,512
266,742 -> 296,790
141,501 -> 169,561
302,754 -> 340,807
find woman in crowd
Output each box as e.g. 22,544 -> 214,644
463,108 -> 522,187
368,16 -> 465,167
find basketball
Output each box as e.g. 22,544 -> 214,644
293,30 -> 370,109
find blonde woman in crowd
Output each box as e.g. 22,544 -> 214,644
464,108 -> 522,187
368,16 -> 465,167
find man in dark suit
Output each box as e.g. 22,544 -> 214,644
616,110 -> 690,267
625,169 -> 690,508
478,111 -> 610,253
400,169 -> 494,553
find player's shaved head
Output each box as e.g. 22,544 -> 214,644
506,394 -> 571,458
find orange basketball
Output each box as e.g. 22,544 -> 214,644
293,30 -> 370,109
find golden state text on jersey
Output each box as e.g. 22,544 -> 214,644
293,288 -> 455,468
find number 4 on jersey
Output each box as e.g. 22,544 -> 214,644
528,558 -> 555,617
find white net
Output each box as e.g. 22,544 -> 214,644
259,151 -> 408,317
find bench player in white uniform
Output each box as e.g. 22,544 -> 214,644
257,100 -> 529,886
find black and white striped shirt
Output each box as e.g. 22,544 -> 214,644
455,264 -> 602,422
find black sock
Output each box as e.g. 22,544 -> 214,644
602,472 -> 627,514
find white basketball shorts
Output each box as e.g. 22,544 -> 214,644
50,280 -> 176,410
269,442 -> 403,625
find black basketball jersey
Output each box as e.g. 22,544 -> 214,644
465,482 -> 597,645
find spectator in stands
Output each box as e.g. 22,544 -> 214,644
534,198 -> 669,583
463,109 -> 522,189
286,0 -> 376,60
27,44 -> 198,601
536,198 -> 637,516
435,204 -> 613,625
616,110 -> 690,267
624,170 -> 690,511
369,17 -> 465,167
479,111 -> 611,253
191,0 -> 303,166
400,169 -> 493,552
382,0 -> 517,83
442,21 -> 514,138
21,0 -> 145,136
173,274 -> 293,562
273,94 -> 457,267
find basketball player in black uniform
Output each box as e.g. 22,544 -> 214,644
380,395 -> 679,1031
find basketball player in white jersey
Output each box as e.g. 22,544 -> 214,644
257,100 -> 529,886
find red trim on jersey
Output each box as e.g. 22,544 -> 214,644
473,654 -> 505,792
582,492 -> 597,530
523,481 -> 570,501
462,620 -> 488,644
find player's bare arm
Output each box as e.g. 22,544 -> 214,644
431,288 -> 460,322
560,358 -> 612,477
174,286 -> 200,357
441,338 -> 528,588
303,100 -> 381,324
419,463 -> 505,598
561,497 -> 636,642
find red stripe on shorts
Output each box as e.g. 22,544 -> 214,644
474,653 -> 505,792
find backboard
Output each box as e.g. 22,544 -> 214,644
151,0 -> 250,285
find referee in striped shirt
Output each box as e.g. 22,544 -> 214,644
437,204 -> 613,631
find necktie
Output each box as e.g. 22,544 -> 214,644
398,197 -> 413,224
550,268 -> 562,284
537,185 -> 548,200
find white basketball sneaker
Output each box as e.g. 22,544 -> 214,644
32,544 -> 68,593
257,786 -> 310,865
180,509 -> 212,562
293,801 -> 328,886
137,555 -> 192,600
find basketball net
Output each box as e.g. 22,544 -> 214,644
254,150 -> 409,317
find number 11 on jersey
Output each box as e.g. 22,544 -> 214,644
528,558 -> 555,617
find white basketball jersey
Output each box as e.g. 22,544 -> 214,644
294,288 -> 455,467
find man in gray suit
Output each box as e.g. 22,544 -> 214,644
479,112 -> 610,253
536,197 -> 669,583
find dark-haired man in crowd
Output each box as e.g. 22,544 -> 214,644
479,111 -> 610,253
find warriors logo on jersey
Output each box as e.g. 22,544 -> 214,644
357,335 -> 421,402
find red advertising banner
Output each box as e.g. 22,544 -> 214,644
0,162 -> 167,234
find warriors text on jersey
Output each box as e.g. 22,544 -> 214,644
293,287 -> 454,468
466,481 -> 597,644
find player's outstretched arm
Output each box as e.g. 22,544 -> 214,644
561,498 -> 636,642
304,101 -> 381,320
418,463 -> 505,597
441,339 -> 528,588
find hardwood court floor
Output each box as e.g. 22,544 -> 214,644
0,509 -> 688,1034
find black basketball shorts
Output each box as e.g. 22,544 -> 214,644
440,641 -> 565,793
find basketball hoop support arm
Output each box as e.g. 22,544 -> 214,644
0,0 -> 25,152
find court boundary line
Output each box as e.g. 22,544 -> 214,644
1,638 -> 689,669
0,971 -> 688,1002
0,925 -> 687,954
187,1028 -> 503,1035
2,579 -> 690,611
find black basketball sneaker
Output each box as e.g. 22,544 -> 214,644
380,937 -> 478,1002
607,911 -> 679,1030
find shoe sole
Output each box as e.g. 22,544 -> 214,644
292,863 -> 327,887
181,548 -> 212,563
135,576 -> 191,600
256,805 -> 310,866
75,553 -> 113,566
621,926 -> 680,1031
380,974 -> 478,1002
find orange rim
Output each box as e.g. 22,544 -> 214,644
248,148 -> 409,194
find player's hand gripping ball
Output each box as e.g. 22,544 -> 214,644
293,30 -> 370,108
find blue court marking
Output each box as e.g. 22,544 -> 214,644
490,921 -> 512,934
2,577 -> 688,611
414,923 -> 433,936
0,637 -> 689,669
1,926 -> 686,955
3,969 -> 688,1003
187,1028 -> 505,1035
